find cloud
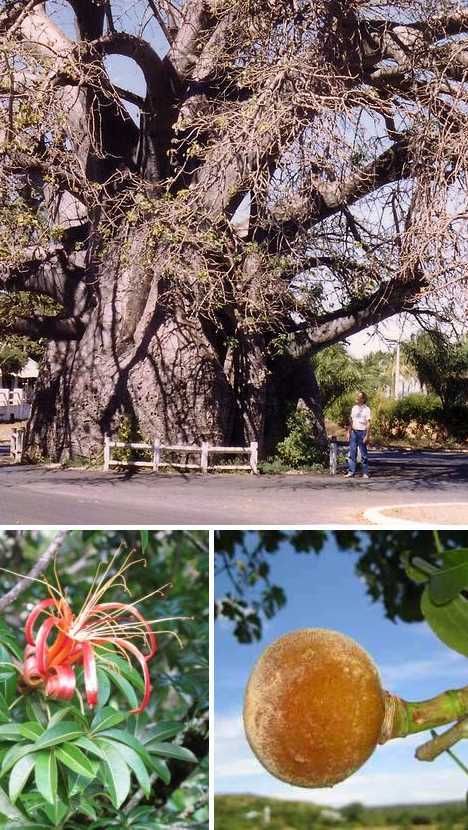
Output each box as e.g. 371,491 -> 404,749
215,710 -> 467,806
379,649 -> 465,688
263,767 -> 467,807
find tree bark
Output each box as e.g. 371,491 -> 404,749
24,233 -> 329,461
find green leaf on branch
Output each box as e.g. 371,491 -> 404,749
96,669 -> 111,707
8,755 -> 35,803
140,530 -> 149,553
25,701 -> 47,728
99,654 -> 145,692
145,742 -> 197,763
55,743 -> 97,779
421,587 -> 468,657
429,561 -> 468,605
101,668 -> 138,709
72,736 -> 106,760
42,799 -> 68,826
76,796 -> 97,821
33,722 -> 84,750
97,741 -> 131,808
90,708 -> 127,733
0,783 -> 26,821
145,756 -> 170,784
141,722 -> 181,743
96,729 -> 152,760
34,750 -> 57,805
443,548 -> 468,567
0,724 -> 24,742
0,693 -> 10,725
19,723 -> 44,741
1,744 -> 37,776
98,738 -> 151,797
0,623 -> 23,661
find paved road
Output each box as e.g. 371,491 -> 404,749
0,448 -> 467,525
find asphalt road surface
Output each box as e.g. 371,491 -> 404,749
0,448 -> 467,525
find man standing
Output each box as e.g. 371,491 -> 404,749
346,391 -> 371,479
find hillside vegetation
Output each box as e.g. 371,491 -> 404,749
215,794 -> 467,830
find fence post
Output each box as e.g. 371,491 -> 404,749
18,429 -> 24,461
250,441 -> 258,475
329,436 -> 338,476
201,442 -> 209,474
153,438 -> 161,472
103,434 -> 110,471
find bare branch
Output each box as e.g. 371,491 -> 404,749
269,136 -> 413,242
0,247 -> 88,312
0,531 -> 68,613
3,315 -> 86,341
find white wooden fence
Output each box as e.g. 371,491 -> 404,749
103,435 -> 258,474
0,389 -> 31,422
10,428 -> 25,463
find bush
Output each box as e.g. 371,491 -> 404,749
325,391 -> 358,427
275,410 -> 328,469
374,394 -> 468,443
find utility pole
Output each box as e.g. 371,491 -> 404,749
394,340 -> 401,399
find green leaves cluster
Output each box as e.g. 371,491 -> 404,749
404,546 -> 468,658
0,634 -> 197,830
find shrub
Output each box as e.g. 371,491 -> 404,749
275,410 -> 328,469
325,391 -> 358,427
374,394 -> 468,443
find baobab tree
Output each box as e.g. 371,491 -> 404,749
0,0 -> 467,460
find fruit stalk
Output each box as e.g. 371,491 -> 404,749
380,686 -> 468,743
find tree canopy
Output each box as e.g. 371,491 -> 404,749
403,331 -> 468,408
214,530 -> 468,643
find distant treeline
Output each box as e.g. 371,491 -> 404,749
215,794 -> 467,830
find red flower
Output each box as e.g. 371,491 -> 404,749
19,556 -> 164,713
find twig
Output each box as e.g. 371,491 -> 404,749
0,530 -> 67,612
415,718 -> 468,764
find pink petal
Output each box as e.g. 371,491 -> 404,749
24,599 -> 58,646
45,665 -> 76,701
82,642 -> 98,707
35,617 -> 61,677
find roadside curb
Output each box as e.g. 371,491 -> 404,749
364,502 -> 468,527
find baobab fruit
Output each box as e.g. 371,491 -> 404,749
243,628 -> 385,788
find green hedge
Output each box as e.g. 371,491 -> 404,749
374,394 -> 468,443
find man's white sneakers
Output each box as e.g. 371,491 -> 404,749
363,474 -> 370,479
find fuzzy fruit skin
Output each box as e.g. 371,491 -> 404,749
244,628 -> 385,788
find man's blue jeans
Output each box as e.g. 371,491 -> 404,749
348,429 -> 368,475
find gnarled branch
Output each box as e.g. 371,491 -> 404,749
0,530 -> 67,613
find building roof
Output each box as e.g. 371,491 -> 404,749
12,358 -> 39,379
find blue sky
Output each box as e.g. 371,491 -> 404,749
215,533 -> 468,807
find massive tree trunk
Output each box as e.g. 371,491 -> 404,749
25,237 -> 327,461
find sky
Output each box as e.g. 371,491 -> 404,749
215,533 -> 468,808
